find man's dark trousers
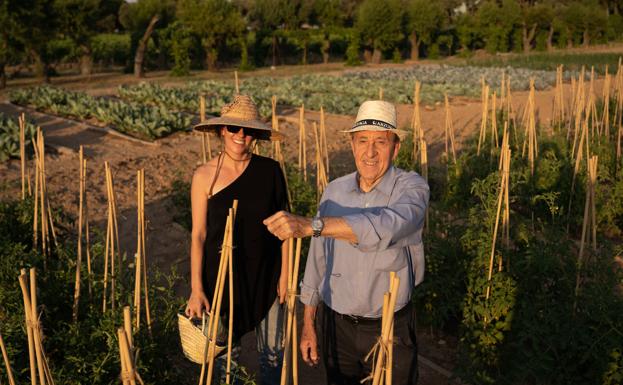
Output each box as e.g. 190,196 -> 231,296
317,302 -> 418,385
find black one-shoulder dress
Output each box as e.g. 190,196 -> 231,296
202,155 -> 288,337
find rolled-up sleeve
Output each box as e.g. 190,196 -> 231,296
299,235 -> 325,306
343,175 -> 429,252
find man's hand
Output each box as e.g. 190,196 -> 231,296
263,211 -> 312,240
300,321 -> 319,366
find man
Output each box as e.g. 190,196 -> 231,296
264,100 -> 429,385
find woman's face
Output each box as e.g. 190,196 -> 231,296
221,126 -> 254,155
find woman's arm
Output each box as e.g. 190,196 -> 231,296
186,167 -> 212,318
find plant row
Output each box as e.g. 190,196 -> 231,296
118,65 -> 567,117
0,113 -> 37,162
8,86 -> 192,141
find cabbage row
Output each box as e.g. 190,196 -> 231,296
9,86 -> 192,141
117,65 -> 568,117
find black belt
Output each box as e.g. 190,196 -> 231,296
331,301 -> 412,325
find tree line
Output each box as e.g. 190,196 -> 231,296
1,0 -> 622,87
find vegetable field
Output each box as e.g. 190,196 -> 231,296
1,59 -> 622,385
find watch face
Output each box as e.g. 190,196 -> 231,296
312,217 -> 322,231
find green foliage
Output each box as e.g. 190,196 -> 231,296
91,33 -> 132,66
9,85 -> 191,140
355,0 -> 404,52
0,113 -> 37,162
345,33 -> 362,66
406,0 -> 445,53
0,198 -> 192,385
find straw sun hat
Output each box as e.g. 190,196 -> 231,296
342,100 -> 409,140
194,94 -> 280,141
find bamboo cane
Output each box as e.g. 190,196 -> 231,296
602,66 -> 611,139
140,170 -> 151,334
19,269 -> 37,385
574,156 -> 598,312
477,85 -> 489,155
491,91 -> 498,148
73,146 -> 85,323
280,238 -> 302,385
124,306 -> 133,351
411,81 -> 422,159
443,94 -> 457,165
298,105 -> 307,181
234,71 -> 240,94
420,139 -> 429,230
370,275 -> 400,385
83,156 -> 92,299
201,201 -> 238,385
313,122 -> 328,200
379,87 -> 383,100
320,106 -> 329,177
486,146 -> 510,299
19,113 -> 26,200
117,328 -> 139,385
0,331 -> 17,385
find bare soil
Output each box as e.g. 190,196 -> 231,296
0,58 -> 610,384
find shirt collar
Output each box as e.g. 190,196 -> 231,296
350,165 -> 397,196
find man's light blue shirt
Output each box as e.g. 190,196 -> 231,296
299,165 -> 430,318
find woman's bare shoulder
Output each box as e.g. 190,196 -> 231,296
192,156 -> 220,185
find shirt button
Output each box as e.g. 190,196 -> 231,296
365,202 -> 369,208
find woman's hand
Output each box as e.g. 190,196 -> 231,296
186,290 -> 210,319
278,271 -> 288,304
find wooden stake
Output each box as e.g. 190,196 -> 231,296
0,331 -> 17,385
298,105 -> 307,181
313,122 -> 328,200
200,94 -> 211,162
134,170 -> 152,334
19,113 -> 26,200
103,162 -> 120,312
280,238 -> 302,385
420,139 -> 429,230
477,85 -> 489,155
320,106 -> 329,177
72,146 -> 85,323
444,94 -> 457,165
234,71 -> 240,94
411,82 -> 422,159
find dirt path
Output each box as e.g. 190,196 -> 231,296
0,67 -> 609,385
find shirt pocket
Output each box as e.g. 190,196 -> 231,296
372,248 -> 408,272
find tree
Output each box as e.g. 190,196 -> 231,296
54,0 -> 121,76
312,0 -> 344,64
177,0 -> 244,71
119,0 -> 175,78
406,0 -> 445,60
355,0 -> 404,64
0,0 -> 26,87
476,0 -> 521,53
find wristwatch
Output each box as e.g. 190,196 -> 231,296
311,215 -> 324,237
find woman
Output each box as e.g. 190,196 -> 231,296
185,95 -> 288,385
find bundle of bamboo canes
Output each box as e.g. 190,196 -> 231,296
270,96 -> 292,204
200,93 -> 212,163
200,201 -> 238,385
298,105 -> 307,181
118,306 -> 143,385
73,146 -> 92,322
18,268 -> 55,385
601,66 -> 611,139
103,161 -> 120,312
0,330 -> 16,385
486,142 -> 511,299
552,65 -> 565,130
411,82 -> 423,160
363,272 -> 400,385
32,128 -> 57,260
134,169 -> 152,334
280,237 -> 302,385
319,106 -> 329,178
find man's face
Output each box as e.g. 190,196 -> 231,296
351,130 -> 400,190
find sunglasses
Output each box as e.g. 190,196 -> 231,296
225,126 -> 258,138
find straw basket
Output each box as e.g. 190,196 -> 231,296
178,311 -> 227,364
